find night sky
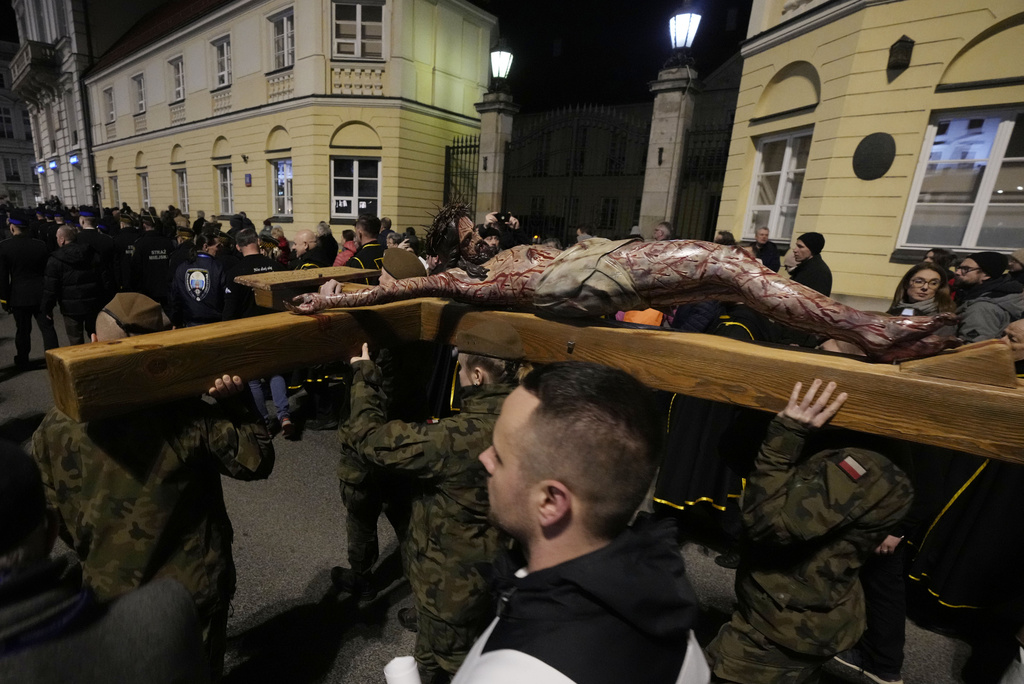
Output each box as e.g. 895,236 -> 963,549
0,0 -> 750,111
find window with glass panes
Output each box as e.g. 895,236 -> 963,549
4,158 -> 20,181
109,176 -> 119,207
333,3 -> 383,59
0,107 -> 12,138
331,158 -> 379,218
138,173 -> 149,207
899,109 -> 1024,250
272,12 -> 295,69
218,165 -> 233,214
22,110 -> 32,141
744,129 -> 812,240
213,38 -> 232,87
170,58 -> 185,101
176,169 -> 189,213
103,88 -> 114,122
132,74 -> 146,113
271,159 -> 293,215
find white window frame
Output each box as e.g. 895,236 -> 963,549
271,158 -> 293,216
332,2 -> 384,60
109,176 -> 119,207
217,164 -> 233,215
131,73 -> 146,114
271,10 -> 295,70
330,156 -> 380,219
176,169 -> 189,214
138,172 -> 149,207
103,87 -> 115,123
898,107 -> 1024,252
169,57 -> 185,102
743,127 -> 813,241
213,37 -> 232,88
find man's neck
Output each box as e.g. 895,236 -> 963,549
525,534 -> 611,574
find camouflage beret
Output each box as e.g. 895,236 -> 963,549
101,293 -> 170,335
456,321 -> 525,361
382,248 -> 426,280
0,441 -> 47,555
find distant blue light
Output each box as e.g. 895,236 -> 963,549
69,154 -> 80,165
36,165 -> 45,174
48,160 -> 58,169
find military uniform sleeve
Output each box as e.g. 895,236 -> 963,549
339,359 -> 446,480
172,397 -> 275,480
30,411 -> 75,547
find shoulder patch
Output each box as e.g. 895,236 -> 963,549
426,418 -> 440,424
838,455 -> 867,481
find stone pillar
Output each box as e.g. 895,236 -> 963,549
474,91 -> 520,224
638,65 -> 699,238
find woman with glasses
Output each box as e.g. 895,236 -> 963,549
888,262 -> 957,317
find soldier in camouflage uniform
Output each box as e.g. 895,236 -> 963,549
31,293 -> 275,681
706,379 -> 913,684
338,320 -> 524,684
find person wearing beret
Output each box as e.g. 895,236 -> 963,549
954,251 -> 1024,342
0,212 -> 60,367
786,231 -> 832,297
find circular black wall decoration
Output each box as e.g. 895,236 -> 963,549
853,132 -> 896,181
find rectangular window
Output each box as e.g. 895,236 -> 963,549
600,197 -> 619,228
272,11 -> 295,70
218,165 -> 233,214
606,134 -> 626,176
103,87 -> 115,122
0,107 -> 12,138
271,158 -> 293,215
22,110 -> 32,141
109,176 -> 119,207
0,72 -> 5,89
170,58 -> 185,102
138,172 -> 149,207
132,74 -> 146,114
333,3 -> 383,59
900,108 -> 1024,250
176,169 -> 189,214
331,157 -> 379,218
745,128 -> 812,240
214,38 -> 232,88
4,158 -> 20,182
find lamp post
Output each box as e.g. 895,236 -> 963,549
474,38 -> 520,224
638,5 -> 702,239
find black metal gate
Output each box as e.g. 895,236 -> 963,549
443,135 -> 479,212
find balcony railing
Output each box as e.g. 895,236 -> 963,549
331,67 -> 385,96
212,89 -> 232,116
11,40 -> 60,104
267,71 -> 294,103
170,102 -> 186,125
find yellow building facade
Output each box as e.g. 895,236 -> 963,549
718,0 -> 1024,304
84,0 -> 496,235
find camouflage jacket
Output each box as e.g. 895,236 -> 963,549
737,415 -> 913,656
339,360 -> 511,623
31,398 -> 274,614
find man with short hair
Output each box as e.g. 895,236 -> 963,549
954,251 -> 1024,342
652,221 -> 674,241
0,212 -> 60,366
454,362 -> 708,684
112,214 -> 141,290
42,226 -> 113,345
751,226 -> 780,272
0,442 -> 211,684
348,214 -> 386,272
33,292 -> 275,679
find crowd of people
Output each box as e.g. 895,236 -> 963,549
1,197 -> 1023,684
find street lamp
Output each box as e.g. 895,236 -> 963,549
666,2 -> 701,68
489,39 -> 513,93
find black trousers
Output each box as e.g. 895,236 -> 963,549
62,313 -> 97,346
859,545 -> 906,673
12,306 -> 59,361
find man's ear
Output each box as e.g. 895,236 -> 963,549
537,480 -> 572,530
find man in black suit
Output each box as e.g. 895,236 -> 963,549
0,212 -> 60,367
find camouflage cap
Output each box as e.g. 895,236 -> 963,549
382,248 -> 426,280
101,293 -> 170,335
455,321 -> 525,360
258,227 -> 278,251
0,441 -> 46,555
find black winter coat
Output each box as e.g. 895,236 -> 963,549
0,233 -> 50,308
42,243 -> 114,317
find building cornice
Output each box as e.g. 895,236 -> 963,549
91,94 -> 481,151
741,0 -> 904,59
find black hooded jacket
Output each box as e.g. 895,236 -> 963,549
42,243 -> 114,317
456,519 -> 700,683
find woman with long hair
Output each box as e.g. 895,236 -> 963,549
888,262 -> 957,316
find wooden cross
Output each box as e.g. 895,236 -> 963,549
44,277 -> 1024,464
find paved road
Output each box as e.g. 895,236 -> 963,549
0,310 -> 970,683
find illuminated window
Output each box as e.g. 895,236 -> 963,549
331,157 -> 379,218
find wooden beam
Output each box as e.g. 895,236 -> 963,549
899,339 -> 1018,388
234,266 -> 378,310
44,299 -> 1024,464
46,301 -> 422,423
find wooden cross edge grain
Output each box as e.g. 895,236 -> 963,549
44,297 -> 1024,464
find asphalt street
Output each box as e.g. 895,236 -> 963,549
0,310 -> 971,683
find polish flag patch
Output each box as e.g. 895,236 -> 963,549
838,455 -> 867,481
